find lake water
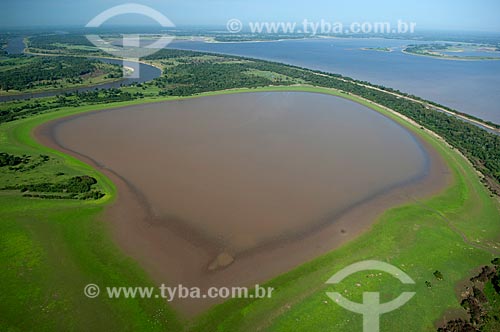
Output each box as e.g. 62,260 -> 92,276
168,38 -> 500,124
53,92 -> 428,253
5,36 -> 25,55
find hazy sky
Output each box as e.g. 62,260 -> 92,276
2,0 -> 500,32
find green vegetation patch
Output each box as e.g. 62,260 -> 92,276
9,175 -> 105,200
26,34 -> 104,56
439,259 -> 500,331
0,56 -> 122,94
155,61 -> 296,95
0,152 -> 31,167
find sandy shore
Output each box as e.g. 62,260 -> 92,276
35,92 -> 451,317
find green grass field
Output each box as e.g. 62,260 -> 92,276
0,85 -> 499,331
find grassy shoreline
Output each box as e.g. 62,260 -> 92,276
1,85 -> 499,331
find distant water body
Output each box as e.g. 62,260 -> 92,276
5,37 -> 25,55
169,38 -> 500,124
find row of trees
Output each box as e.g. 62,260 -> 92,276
0,152 -> 29,167
18,175 -> 97,194
9,175 -> 105,200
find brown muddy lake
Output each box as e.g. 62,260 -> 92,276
42,91 -> 449,315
